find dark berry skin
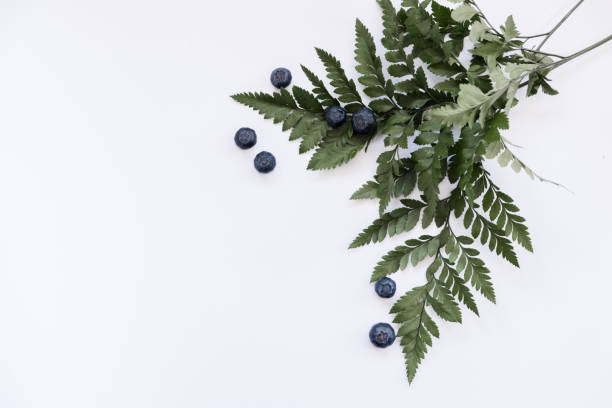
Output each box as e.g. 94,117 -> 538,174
270,68 -> 292,89
254,151 -> 276,173
351,107 -> 377,135
375,277 -> 396,298
234,127 -> 257,149
325,106 -> 347,128
369,323 -> 396,348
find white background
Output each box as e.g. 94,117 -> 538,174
0,0 -> 610,406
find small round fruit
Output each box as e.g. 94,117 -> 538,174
375,277 -> 396,298
351,107 -> 377,134
254,151 -> 276,173
369,323 -> 396,348
234,127 -> 257,149
270,68 -> 292,88
325,106 -> 347,128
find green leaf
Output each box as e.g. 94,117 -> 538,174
541,79 -> 559,95
431,1 -> 453,28
371,245 -> 411,281
301,65 -> 340,108
451,4 -> 478,23
307,125 -> 367,170
388,64 -> 413,77
355,19 -> 394,106
378,0 -> 401,45
390,285 -> 432,383
414,66 -> 429,89
482,188 -> 494,212
349,205 -> 424,249
231,91 -> 327,153
454,242 -> 497,303
316,47 -> 363,104
465,262 -> 496,303
428,283 -> 462,323
405,7 -> 432,37
502,15 -> 520,41
293,86 -> 324,113
482,177 -> 534,252
434,79 -> 460,95
506,63 -> 537,80
426,84 -> 488,128
478,214 -> 520,267
350,181 -> 379,200
371,236 -> 437,281
444,266 -> 479,315
377,169 -> 395,215
469,20 -> 489,43
395,171 -> 417,197
370,98 -> 396,113
299,121 -> 327,153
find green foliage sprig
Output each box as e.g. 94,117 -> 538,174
232,0 -> 611,383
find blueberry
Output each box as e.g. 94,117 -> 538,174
270,68 -> 292,89
375,277 -> 396,298
325,106 -> 347,128
369,323 -> 396,348
234,127 -> 257,149
254,151 -> 276,173
351,107 -> 377,135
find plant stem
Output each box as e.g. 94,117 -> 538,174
547,34 -> 612,71
469,1 -> 503,37
517,33 -> 551,39
520,48 -> 567,59
536,0 -> 585,51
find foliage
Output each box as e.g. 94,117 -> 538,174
232,0 -> 612,384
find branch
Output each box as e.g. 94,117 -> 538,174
546,34 -> 612,71
536,0 -> 585,51
469,1 -> 503,37
520,48 -> 567,59
517,33 -> 551,40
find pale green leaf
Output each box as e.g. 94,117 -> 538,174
451,4 -> 478,22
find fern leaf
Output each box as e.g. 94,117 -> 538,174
391,284 -> 432,384
355,19 -> 395,105
349,202 -> 425,249
446,234 -> 496,303
371,235 -> 440,282
301,65 -> 339,108
315,48 -> 363,107
350,180 -> 379,200
307,125 -> 367,170
231,91 -> 327,153
292,86 -> 324,113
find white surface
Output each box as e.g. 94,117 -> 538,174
0,0 -> 610,406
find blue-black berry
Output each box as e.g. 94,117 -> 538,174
270,68 -> 292,89
234,127 -> 257,149
369,323 -> 396,348
351,107 -> 377,135
325,106 -> 347,128
374,277 -> 396,298
254,151 -> 276,173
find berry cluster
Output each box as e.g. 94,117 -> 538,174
234,126 -> 276,173
369,277 -> 397,348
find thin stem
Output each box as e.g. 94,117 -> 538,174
520,48 -> 567,59
536,0 -> 585,51
517,33 -> 551,39
546,34 -> 612,71
469,1 -> 503,37
516,34 -> 612,88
